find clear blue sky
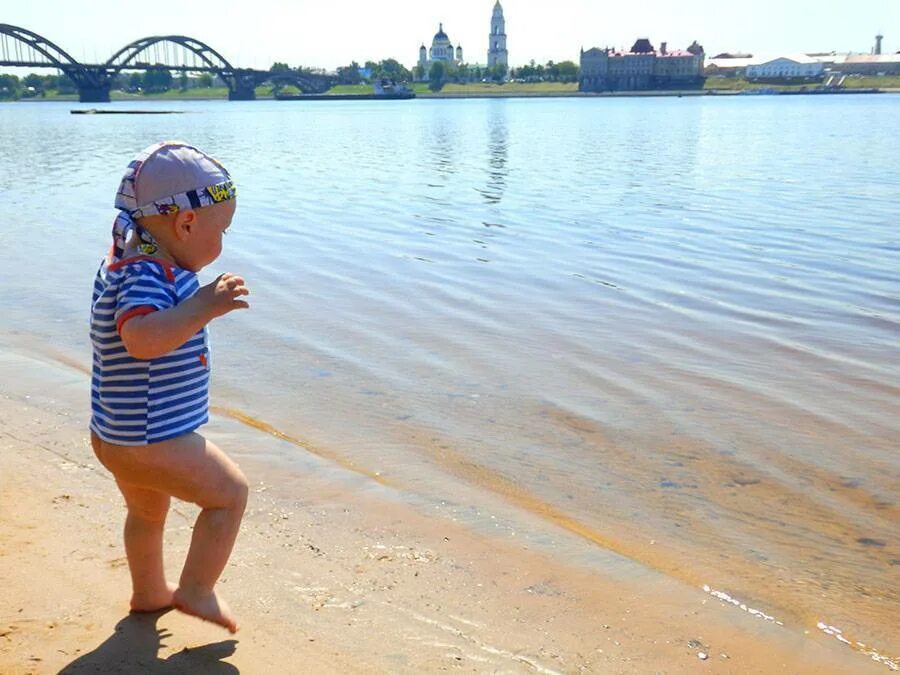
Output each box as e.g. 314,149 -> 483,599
3,0 -> 898,71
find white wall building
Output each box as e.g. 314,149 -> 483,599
746,56 -> 825,79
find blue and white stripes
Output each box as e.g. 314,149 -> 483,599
90,258 -> 210,446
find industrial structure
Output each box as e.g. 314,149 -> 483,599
0,23 -> 335,102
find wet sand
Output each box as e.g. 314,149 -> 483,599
0,350 -> 890,673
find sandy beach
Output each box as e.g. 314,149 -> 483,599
0,349 -> 888,674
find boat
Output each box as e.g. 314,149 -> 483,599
372,78 -> 415,99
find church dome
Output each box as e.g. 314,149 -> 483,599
434,23 -> 449,41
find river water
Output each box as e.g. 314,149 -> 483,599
0,95 -> 897,656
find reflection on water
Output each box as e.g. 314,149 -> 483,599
482,102 -> 508,204
0,96 -> 898,657
425,104 -> 457,180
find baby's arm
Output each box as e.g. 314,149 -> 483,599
121,272 -> 249,360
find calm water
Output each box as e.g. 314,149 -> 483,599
1,96 -> 898,655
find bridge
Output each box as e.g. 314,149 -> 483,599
0,24 -> 336,101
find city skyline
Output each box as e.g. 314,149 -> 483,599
2,0 -> 898,74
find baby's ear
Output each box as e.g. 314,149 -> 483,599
173,209 -> 198,240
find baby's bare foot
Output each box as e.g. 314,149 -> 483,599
130,581 -> 177,613
173,586 -> 238,633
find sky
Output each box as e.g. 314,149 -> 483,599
2,0 -> 898,72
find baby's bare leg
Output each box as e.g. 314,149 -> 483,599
94,432 -> 248,633
172,438 -> 248,634
115,480 -> 175,611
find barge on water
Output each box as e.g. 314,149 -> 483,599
71,109 -> 184,114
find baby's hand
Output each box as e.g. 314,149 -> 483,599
199,272 -> 250,319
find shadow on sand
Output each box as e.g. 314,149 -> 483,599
60,610 -> 238,674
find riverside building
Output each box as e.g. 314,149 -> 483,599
418,23 -> 463,73
579,39 -> 705,91
487,1 -> 509,71
417,2 -> 508,79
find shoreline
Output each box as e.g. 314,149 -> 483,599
0,346 -> 889,673
5,88 -> 898,105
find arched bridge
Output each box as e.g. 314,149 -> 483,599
0,24 -> 336,101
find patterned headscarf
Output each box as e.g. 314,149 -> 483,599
110,141 -> 236,261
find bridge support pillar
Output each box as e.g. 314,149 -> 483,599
228,86 -> 256,100
227,70 -> 259,100
78,83 -> 111,103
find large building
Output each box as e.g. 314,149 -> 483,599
487,1 -> 508,70
417,3 -> 509,78
579,39 -> 705,91
834,35 -> 900,76
706,37 -> 900,80
418,23 -> 463,73
836,53 -> 900,75
745,55 -> 826,79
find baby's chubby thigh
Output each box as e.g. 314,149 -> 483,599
93,431 -> 249,510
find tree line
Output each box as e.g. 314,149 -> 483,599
0,58 -> 583,99
0,71 -> 218,99
334,58 -> 580,92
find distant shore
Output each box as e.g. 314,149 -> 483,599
10,88 -> 898,105
4,76 -> 899,103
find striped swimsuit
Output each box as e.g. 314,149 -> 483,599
90,255 -> 210,446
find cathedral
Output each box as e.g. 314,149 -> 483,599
417,2 -> 508,76
418,23 -> 463,71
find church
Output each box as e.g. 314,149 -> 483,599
486,1 -> 508,70
418,23 -> 463,71
417,2 -> 508,76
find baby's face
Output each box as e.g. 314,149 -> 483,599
180,199 -> 237,271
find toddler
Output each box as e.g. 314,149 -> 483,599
90,141 -> 250,633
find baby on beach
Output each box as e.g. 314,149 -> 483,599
89,141 -> 249,632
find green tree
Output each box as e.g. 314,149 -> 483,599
23,73 -> 44,96
413,63 -> 425,81
128,72 -> 143,90
337,61 -> 362,84
557,60 -> 579,82
56,74 -> 77,94
198,73 -> 213,88
428,61 -> 445,91
546,60 -> 558,80
490,64 -> 507,82
142,69 -> 173,93
456,62 -> 470,82
0,74 -> 21,99
378,58 -> 411,82
270,62 -> 292,73
179,72 -> 189,91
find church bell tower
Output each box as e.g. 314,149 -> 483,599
487,1 -> 508,70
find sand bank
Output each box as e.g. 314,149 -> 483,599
0,349 -> 886,673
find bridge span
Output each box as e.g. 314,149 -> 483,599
0,24 -> 335,101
